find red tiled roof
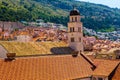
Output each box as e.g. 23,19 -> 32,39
112,64 -> 120,80
0,55 -> 93,80
93,59 -> 120,76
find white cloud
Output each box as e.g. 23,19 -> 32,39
78,0 -> 120,8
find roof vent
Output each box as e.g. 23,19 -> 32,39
72,51 -> 79,57
5,53 -> 16,62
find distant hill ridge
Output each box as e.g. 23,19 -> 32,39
0,0 -> 120,32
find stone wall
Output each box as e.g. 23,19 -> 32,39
0,45 -> 7,58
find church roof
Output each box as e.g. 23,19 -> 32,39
0,41 -> 73,57
0,54 -> 120,80
0,55 -> 93,80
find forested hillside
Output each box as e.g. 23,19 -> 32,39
0,0 -> 120,32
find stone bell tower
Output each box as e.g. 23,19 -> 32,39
68,8 -> 83,52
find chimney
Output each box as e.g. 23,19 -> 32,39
72,51 -> 79,57
5,53 -> 16,61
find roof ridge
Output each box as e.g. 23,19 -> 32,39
80,53 -> 96,70
108,62 -> 120,79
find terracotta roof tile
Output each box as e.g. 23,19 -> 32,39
93,59 -> 120,76
112,64 -> 120,80
0,55 -> 93,80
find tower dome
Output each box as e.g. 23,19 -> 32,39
70,9 -> 80,16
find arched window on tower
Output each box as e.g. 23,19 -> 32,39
70,27 -> 75,32
73,27 -> 74,32
75,17 -> 77,22
72,17 -> 74,22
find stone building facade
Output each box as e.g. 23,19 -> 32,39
68,8 -> 83,52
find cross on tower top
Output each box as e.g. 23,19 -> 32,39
73,5 -> 77,10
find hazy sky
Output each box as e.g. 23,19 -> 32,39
78,0 -> 120,8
